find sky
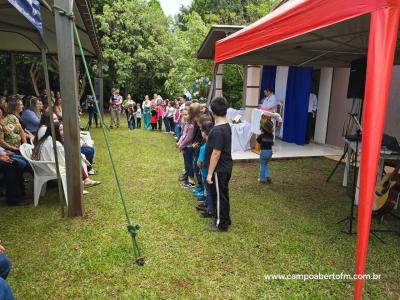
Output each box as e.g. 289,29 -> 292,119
159,0 -> 192,17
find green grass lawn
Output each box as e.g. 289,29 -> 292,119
1,115 -> 400,299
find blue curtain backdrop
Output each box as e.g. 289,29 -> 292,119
283,67 -> 313,145
259,66 -> 277,102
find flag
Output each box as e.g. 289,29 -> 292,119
8,0 -> 44,39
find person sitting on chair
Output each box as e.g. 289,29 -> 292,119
32,114 -> 101,189
260,88 -> 278,111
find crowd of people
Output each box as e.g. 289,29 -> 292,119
0,91 -> 101,207
104,88 -> 275,231
105,89 -> 236,232
107,89 -> 186,136
176,96 -> 233,232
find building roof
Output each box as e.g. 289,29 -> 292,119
197,25 -> 244,60
0,0 -> 102,59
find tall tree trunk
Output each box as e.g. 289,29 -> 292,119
30,63 -> 40,96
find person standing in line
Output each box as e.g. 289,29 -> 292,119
167,100 -> 175,134
86,95 -> 98,128
197,120 -> 215,218
150,104 -> 158,131
109,88 -> 122,129
157,101 -> 164,132
177,107 -> 195,187
136,103 -> 142,129
257,119 -> 274,184
205,97 -> 233,233
151,94 -> 158,107
173,101 -> 181,139
142,95 -> 151,130
163,100 -> 171,133
127,103 -> 136,131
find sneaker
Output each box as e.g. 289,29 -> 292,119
197,196 -> 206,202
200,211 -> 213,218
196,202 -> 207,208
194,191 -> 204,198
207,224 -> 228,232
267,177 -> 272,184
196,204 -> 207,212
182,182 -> 196,189
191,187 -> 203,194
179,175 -> 188,182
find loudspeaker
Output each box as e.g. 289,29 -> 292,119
347,57 -> 367,99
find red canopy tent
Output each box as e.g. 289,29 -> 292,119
214,1 -> 400,299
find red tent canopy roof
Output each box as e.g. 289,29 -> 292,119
215,0 -> 400,64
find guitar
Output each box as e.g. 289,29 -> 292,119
374,164 -> 400,216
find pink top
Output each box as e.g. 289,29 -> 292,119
157,106 -> 164,118
174,109 -> 180,123
178,122 -> 194,150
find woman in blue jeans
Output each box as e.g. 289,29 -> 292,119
0,244 -> 15,300
257,119 -> 274,184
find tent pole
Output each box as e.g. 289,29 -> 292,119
11,54 -> 17,94
98,60 -> 104,118
54,0 -> 83,217
41,47 -> 66,217
354,8 -> 400,300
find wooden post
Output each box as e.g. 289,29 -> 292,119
99,60 -> 104,117
11,54 -> 17,94
54,0 -> 83,217
243,65 -> 262,122
215,64 -> 224,97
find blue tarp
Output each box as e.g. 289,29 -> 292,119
8,0 -> 43,39
282,67 -> 312,145
259,66 -> 277,102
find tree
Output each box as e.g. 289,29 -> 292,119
94,0 -> 175,100
173,0 -> 279,107
165,12 -> 213,97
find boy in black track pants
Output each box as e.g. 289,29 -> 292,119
204,97 -> 233,232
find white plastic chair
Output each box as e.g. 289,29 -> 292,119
80,131 -> 94,148
20,143 -> 68,206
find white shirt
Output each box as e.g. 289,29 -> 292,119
261,93 -> 278,110
136,108 -> 142,118
39,136 -> 66,174
37,125 -> 47,140
167,107 -> 174,118
308,93 -> 318,113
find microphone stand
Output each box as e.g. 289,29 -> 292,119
331,114 -> 361,241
